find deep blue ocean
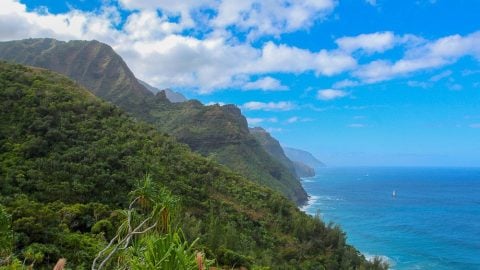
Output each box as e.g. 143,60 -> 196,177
300,167 -> 480,270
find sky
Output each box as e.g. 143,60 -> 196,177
1,0 -> 480,166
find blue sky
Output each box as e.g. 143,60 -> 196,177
1,0 -> 480,166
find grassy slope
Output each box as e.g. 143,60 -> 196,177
0,38 -> 308,204
0,62 -> 386,269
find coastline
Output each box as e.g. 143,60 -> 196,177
298,172 -> 394,268
297,167 -> 480,270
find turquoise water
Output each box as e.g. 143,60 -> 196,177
301,167 -> 480,270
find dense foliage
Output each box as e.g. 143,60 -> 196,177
0,38 -> 308,204
0,62 -> 387,269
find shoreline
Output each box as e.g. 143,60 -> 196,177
297,173 -> 394,268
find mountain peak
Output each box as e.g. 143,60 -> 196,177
0,38 -> 154,115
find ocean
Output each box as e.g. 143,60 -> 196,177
300,167 -> 480,270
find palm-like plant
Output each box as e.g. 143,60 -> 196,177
92,175 -> 209,270
129,232 -> 205,270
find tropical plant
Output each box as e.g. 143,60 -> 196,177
92,175 -> 208,270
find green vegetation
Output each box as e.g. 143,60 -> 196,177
92,175 -> 210,270
0,62 -> 387,269
146,100 -> 308,204
0,38 -> 308,204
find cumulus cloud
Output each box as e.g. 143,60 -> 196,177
120,39 -> 355,92
243,77 -> 288,91
118,0 -> 336,38
213,0 -> 336,38
2,0 -> 480,94
0,1 -> 121,42
317,89 -> 349,100
0,0 -> 348,93
354,32 -> 480,83
242,101 -> 295,111
336,31 -> 395,53
333,79 -> 361,89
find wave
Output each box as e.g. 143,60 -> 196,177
300,195 -> 320,212
299,194 -> 343,214
364,253 -> 396,269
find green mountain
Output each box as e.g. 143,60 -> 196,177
284,147 -> 326,169
0,38 -> 152,117
0,62 -> 386,269
250,127 -> 315,178
0,38 -> 307,204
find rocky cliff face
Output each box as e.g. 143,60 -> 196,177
250,127 -> 316,178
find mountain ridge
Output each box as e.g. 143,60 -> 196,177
284,147 -> 326,170
250,127 -> 316,178
0,38 -> 308,204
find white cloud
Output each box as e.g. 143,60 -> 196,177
2,0 -> 480,94
246,117 -> 278,125
365,0 -> 377,6
243,77 -> 288,91
242,101 -> 295,111
317,89 -> 349,100
354,32 -> 480,83
118,0 -> 216,29
122,38 -> 355,93
251,42 -> 357,76
0,1 -> 121,43
469,123 -> 480,129
213,0 -> 336,38
0,0 -> 348,93
336,31 -> 395,53
118,0 -> 336,38
333,79 -> 361,89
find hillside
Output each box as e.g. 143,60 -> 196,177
0,38 -> 307,204
250,127 -> 316,178
0,62 -> 386,269
250,127 -> 298,175
284,147 -> 326,169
